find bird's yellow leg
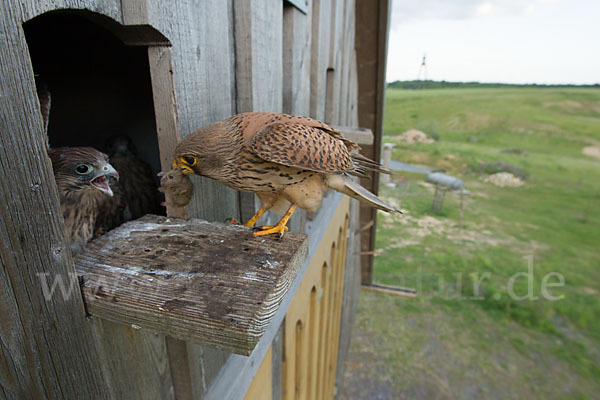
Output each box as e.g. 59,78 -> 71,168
253,205 -> 297,238
244,207 -> 268,227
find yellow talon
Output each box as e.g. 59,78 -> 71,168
252,204 -> 297,238
253,224 -> 289,237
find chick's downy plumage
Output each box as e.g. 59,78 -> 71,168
48,147 -> 119,250
173,112 -> 400,237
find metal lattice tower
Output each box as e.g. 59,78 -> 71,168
417,54 -> 427,88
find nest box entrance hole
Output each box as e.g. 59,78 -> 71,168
23,11 -> 167,229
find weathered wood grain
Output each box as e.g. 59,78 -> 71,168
233,0 -> 284,226
280,1 -> 313,234
337,1 -> 351,125
309,0 -> 332,121
90,319 -> 175,399
283,3 -> 311,117
147,0 -> 240,224
146,2 -> 242,395
324,0 -> 343,124
75,215 -> 308,355
233,0 -> 283,114
355,0 -> 390,283
0,3 -> 112,397
203,193 -> 344,400
121,0 -> 148,25
186,342 -> 229,399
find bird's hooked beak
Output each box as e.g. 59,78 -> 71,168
173,159 -> 195,174
91,162 -> 119,197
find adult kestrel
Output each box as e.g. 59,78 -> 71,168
173,112 -> 400,237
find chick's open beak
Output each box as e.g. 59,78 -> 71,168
91,162 -> 119,197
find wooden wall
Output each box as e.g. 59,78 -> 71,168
355,0 -> 391,284
244,197 -> 350,400
0,0 -> 372,398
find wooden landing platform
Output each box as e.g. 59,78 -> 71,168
75,215 -> 308,355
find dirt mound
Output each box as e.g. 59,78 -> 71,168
479,161 -> 528,179
582,146 -> 600,160
394,129 -> 435,144
483,172 -> 524,187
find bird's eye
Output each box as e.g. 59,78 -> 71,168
182,156 -> 197,166
75,164 -> 92,175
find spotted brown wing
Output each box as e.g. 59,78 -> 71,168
248,123 -> 353,174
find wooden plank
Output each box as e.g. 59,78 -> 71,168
283,3 -> 311,117
148,46 -> 186,219
306,287 -> 319,399
324,0 -> 343,124
0,3 -> 112,397
325,67 -> 336,124
334,198 -> 361,392
186,342 -> 230,399
309,0 -> 332,121
322,243 -> 337,398
282,314 -> 294,400
271,323 -> 284,400
233,0 -> 283,113
294,319 -> 306,399
19,0 -> 123,24
90,319 -> 175,399
146,2 -> 241,394
165,337 -> 194,400
327,215 -> 349,398
355,0 -> 391,283
147,0 -> 240,224
337,0 -> 353,125
244,346 -> 273,400
281,2 -> 312,232
21,4 -> 177,399
75,215 -> 308,355
276,195 -> 350,400
315,262 -> 330,399
121,0 -> 149,25
233,0 -> 284,225
203,194 -> 346,400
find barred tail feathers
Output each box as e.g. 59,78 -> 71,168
326,175 -> 402,213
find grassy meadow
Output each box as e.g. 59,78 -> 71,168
341,88 -> 600,399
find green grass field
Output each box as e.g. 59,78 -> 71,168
341,88 -> 600,399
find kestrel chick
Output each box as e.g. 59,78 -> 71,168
173,112 -> 400,237
48,147 -> 119,250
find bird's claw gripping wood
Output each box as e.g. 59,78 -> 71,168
253,224 -> 289,239
252,205 -> 296,238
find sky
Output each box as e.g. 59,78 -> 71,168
386,0 -> 600,84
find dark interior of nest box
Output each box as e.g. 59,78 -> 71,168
23,11 -> 165,214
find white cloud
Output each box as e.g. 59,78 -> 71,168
390,0 -> 562,27
475,1 -> 495,17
